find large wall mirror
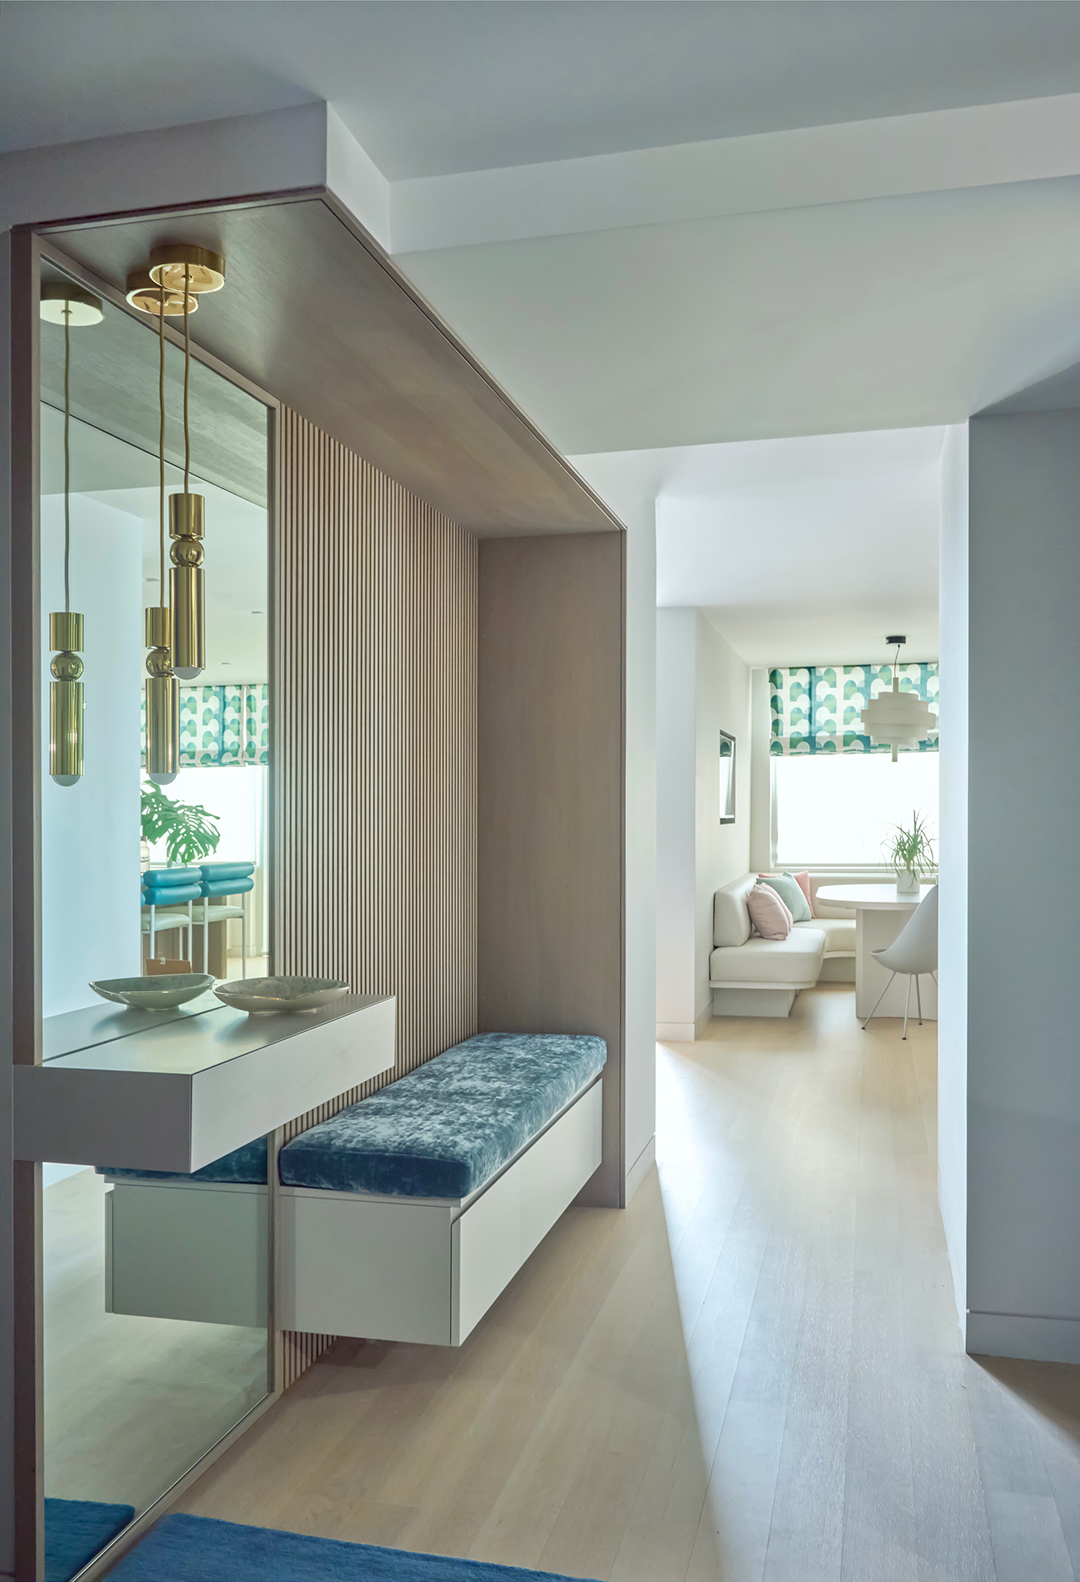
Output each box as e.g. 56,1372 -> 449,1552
37,258 -> 272,1580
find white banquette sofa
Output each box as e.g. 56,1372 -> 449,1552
709,873 -> 868,1016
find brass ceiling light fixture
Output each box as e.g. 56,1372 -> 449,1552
40,282 -> 103,786
144,283 -> 180,785
124,268 -> 198,318
148,245 -> 225,681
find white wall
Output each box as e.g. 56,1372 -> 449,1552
40,494 -> 143,1017
656,609 -> 751,1039
937,422 -> 969,1336
748,667 -> 774,873
569,451 -> 658,1202
963,406 -> 1080,1364
656,609 -> 697,1040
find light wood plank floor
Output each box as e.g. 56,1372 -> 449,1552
178,985 -> 1080,1580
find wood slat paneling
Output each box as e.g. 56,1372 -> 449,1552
273,407 -> 477,1385
476,534 -> 625,1209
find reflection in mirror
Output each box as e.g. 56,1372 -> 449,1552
38,264 -> 271,1580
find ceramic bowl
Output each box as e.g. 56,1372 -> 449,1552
213,976 -> 350,1014
90,974 -> 216,1010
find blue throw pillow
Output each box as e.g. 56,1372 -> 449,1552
759,872 -> 812,923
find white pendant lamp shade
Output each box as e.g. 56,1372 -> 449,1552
860,635 -> 935,761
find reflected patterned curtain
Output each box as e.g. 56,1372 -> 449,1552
769,664 -> 938,755
141,683 -> 269,767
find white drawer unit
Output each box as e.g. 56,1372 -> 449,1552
105,1177 -> 268,1329
279,1077 -> 603,1346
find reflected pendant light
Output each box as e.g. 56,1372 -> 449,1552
144,283 -> 179,785
40,282 -> 103,786
125,267 -> 198,319
148,245 -> 225,682
860,635 -> 936,763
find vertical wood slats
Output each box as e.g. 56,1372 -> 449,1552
273,408 -> 477,1387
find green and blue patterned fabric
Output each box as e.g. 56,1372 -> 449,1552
769,663 -> 938,755
280,1033 -> 607,1199
141,682 -> 269,768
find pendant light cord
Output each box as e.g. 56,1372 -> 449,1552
63,307 -> 71,614
183,266 -> 191,491
158,285 -> 166,600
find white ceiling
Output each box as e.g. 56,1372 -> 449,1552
399,175 -> 1080,456
7,3 -> 1080,174
575,426 -> 944,668
17,2 -> 1080,672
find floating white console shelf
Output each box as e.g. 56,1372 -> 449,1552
16,994 -> 396,1173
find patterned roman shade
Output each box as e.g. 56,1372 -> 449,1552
141,683 -> 269,768
769,664 -> 938,755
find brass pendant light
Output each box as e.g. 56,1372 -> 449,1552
144,244 -> 225,680
144,283 -> 179,785
40,282 -> 103,786
148,243 -> 226,297
169,271 -> 205,679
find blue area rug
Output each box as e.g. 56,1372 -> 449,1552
45,1497 -> 135,1582
107,1513 -> 600,1581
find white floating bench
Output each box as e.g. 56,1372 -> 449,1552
103,1032 -> 606,1348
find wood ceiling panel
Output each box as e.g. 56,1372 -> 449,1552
43,197 -> 621,536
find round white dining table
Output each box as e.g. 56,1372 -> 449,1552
815,883 -> 937,1022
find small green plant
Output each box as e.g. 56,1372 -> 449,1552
884,810 -> 937,879
141,783 -> 221,868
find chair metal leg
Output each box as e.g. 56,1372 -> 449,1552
203,907 -> 209,976
187,900 -> 193,963
150,904 -> 156,962
903,975 -> 912,1039
862,971 -> 897,1030
915,974 -> 923,1025
241,902 -> 247,980
930,971 -> 938,985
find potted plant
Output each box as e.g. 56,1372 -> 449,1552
141,783 -> 222,868
884,810 -> 936,893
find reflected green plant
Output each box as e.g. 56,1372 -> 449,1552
140,783 -> 221,868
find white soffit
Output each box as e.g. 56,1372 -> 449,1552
390,93 -> 1080,253
576,426 -> 943,669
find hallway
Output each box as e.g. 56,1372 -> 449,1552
180,986 -> 1080,1580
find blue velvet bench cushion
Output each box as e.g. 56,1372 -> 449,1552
279,1032 -> 606,1199
99,1136 -> 269,1185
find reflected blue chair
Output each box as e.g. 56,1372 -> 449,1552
140,868 -> 202,962
187,862 -> 256,977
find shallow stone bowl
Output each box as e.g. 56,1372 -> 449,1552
213,976 -> 350,1014
90,974 -> 216,1010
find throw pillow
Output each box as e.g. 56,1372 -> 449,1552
758,872 -> 811,923
747,882 -> 793,940
787,870 -> 815,917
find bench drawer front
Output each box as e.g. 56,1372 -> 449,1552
280,1195 -> 454,1345
453,1080 -> 603,1343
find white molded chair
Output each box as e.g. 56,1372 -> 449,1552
141,897 -> 248,977
861,884 -> 938,1039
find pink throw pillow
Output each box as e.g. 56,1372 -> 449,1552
790,870 -> 815,917
747,883 -> 793,941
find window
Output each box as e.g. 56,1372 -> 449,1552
774,751 -> 939,867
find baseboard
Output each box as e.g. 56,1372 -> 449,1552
966,1310 -> 1080,1364
711,987 -> 796,1018
656,1021 -> 696,1042
624,1136 -> 656,1205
